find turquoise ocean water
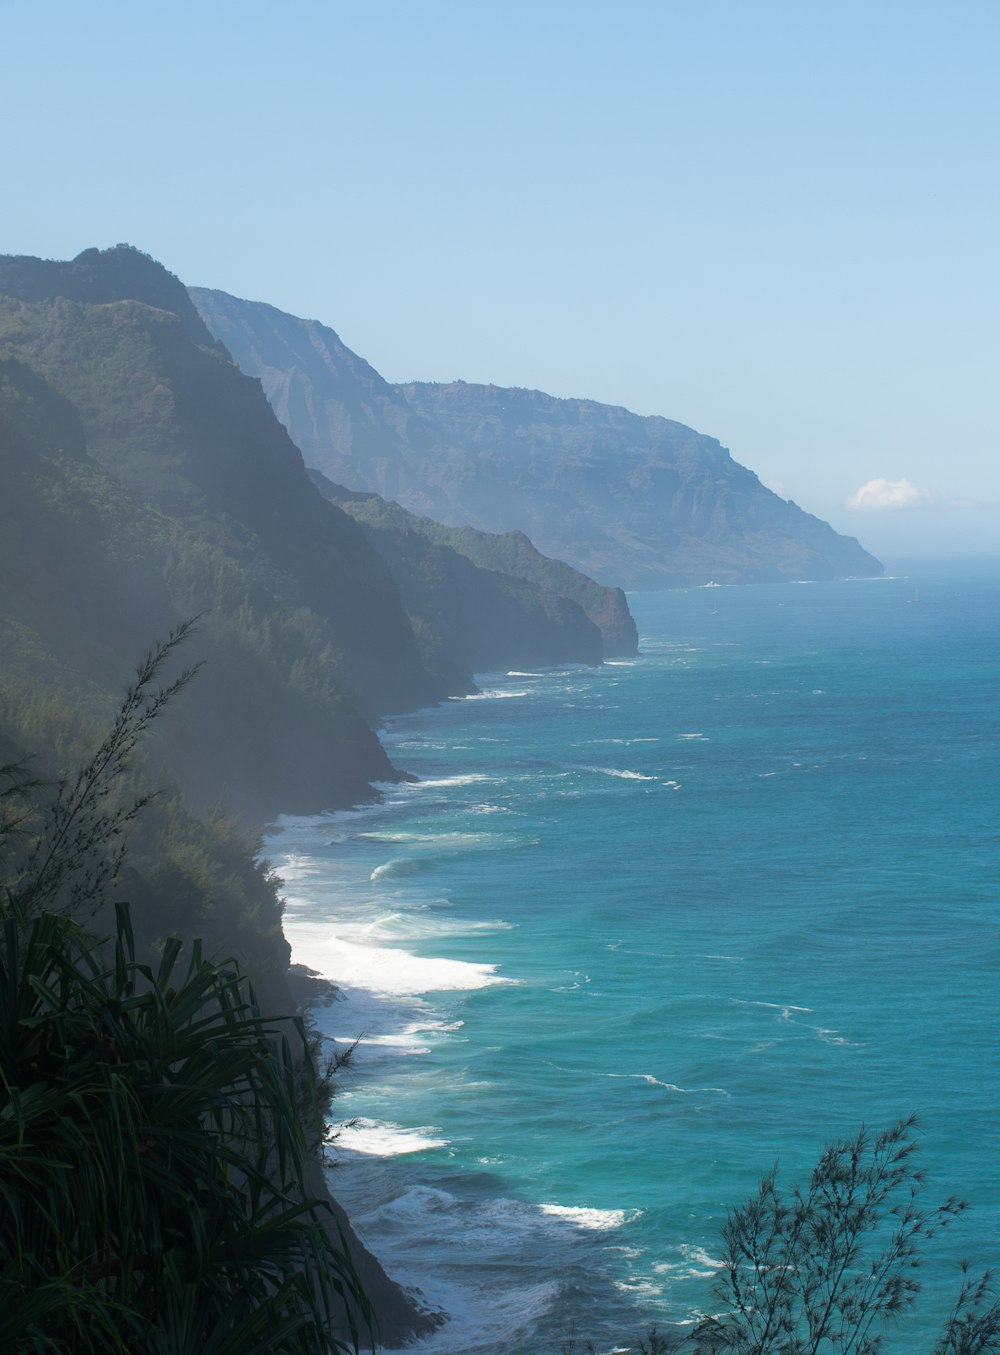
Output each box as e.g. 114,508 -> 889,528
267,559 -> 1000,1353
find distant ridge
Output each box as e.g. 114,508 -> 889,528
191,287 -> 883,589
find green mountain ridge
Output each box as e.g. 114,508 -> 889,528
0,241 -> 637,947
189,286 -> 882,588
0,244 -> 218,349
0,351 -> 399,816
311,471 -> 638,682
0,242 -> 634,818
0,352 -> 433,1344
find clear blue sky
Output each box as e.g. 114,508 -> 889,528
5,0 -> 998,558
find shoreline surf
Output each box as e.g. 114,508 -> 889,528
267,565 -> 1000,1353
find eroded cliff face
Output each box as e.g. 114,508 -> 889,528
189,285 -> 440,507
396,381 -> 883,588
190,287 -> 881,589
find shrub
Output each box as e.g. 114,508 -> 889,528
692,1119 -> 1000,1355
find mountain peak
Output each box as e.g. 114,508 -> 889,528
0,245 -> 217,349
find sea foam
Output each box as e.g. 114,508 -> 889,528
588,766 -> 659,781
282,920 -> 509,997
333,1117 -> 448,1157
538,1203 -> 636,1231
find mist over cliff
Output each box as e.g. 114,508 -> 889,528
1,246 -> 631,823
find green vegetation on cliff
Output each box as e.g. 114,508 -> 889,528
2,248 -> 625,827
0,897 -> 369,1355
311,473 -> 637,684
0,353 -> 398,824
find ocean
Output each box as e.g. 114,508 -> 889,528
267,558 -> 1000,1354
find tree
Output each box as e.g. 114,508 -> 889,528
692,1119 -> 1000,1355
2,619 -> 202,922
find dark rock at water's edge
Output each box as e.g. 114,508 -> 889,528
190,286 -> 883,589
308,1159 -> 444,1348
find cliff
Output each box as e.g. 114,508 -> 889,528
189,287 -> 882,588
399,381 -> 883,588
0,248 -> 455,1344
311,472 -> 637,679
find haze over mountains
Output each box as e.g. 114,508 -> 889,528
191,287 -> 882,590
0,246 -> 632,818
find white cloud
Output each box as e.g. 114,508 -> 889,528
845,477 -> 930,512
765,478 -> 787,498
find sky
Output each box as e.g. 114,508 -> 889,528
4,0 -> 998,559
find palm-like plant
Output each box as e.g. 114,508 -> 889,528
0,898 -> 371,1354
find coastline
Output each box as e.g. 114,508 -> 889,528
265,698 -> 663,1353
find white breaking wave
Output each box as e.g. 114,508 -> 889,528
362,1183 -> 459,1225
399,1278 -> 561,1355
360,912 -> 514,942
815,1025 -> 864,1048
410,774 -> 493,788
282,920 -> 510,997
458,689 -> 530,701
588,767 -> 659,782
652,1243 -> 725,1280
362,829 -> 507,849
374,1190 -> 639,1237
614,1278 -> 665,1300
605,1072 -> 730,1096
581,736 -> 660,746
538,1203 -> 636,1231
332,1117 -> 448,1157
350,1178 -> 646,1354
370,858 -> 426,882
732,998 -> 813,1019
